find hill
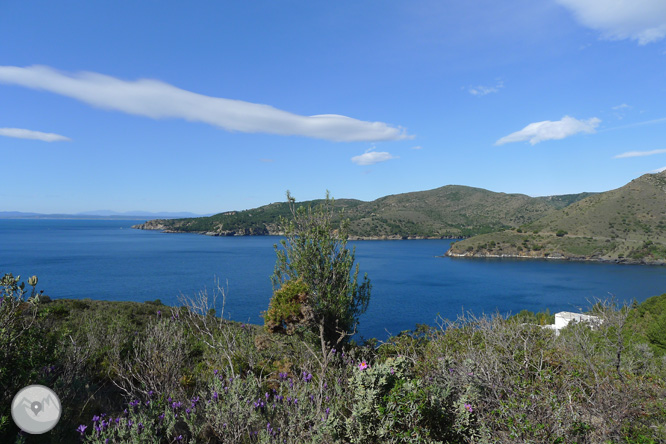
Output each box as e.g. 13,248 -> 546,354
447,171 -> 666,264
133,186 -> 592,239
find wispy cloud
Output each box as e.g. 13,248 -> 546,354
411,145 -> 423,150
0,65 -> 410,143
614,148 -> 666,159
555,0 -> 666,44
495,116 -> 601,146
612,104 -> 631,111
0,127 -> 70,142
652,166 -> 666,173
351,149 -> 397,166
469,81 -> 504,96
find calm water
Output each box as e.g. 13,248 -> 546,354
2,219 -> 666,340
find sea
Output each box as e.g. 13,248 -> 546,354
2,219 -> 666,341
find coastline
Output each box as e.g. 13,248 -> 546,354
445,250 -> 666,266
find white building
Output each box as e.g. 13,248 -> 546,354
543,311 -> 602,336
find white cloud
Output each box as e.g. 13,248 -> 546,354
614,148 -> 666,158
612,103 -> 631,110
0,65 -> 410,143
0,127 -> 70,142
495,116 -> 601,146
555,0 -> 666,44
469,81 -> 504,96
411,145 -> 423,150
652,166 -> 666,173
351,150 -> 397,166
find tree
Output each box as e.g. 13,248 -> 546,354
266,191 -> 371,345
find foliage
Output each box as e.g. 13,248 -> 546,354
263,279 -> 313,335
2,273 -> 665,443
269,192 -> 371,345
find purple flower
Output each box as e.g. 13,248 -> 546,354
137,423 -> 144,434
92,415 -> 100,423
212,391 -> 218,401
129,399 -> 140,408
191,396 -> 200,407
214,369 -> 219,375
358,361 -> 369,371
76,424 -> 87,435
390,368 -> 395,375
331,348 -> 336,354
148,390 -> 154,398
172,401 -> 182,410
176,435 -> 183,441
127,419 -> 133,428
464,403 -> 473,413
157,310 -> 161,317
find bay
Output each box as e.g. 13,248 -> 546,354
2,219 -> 665,340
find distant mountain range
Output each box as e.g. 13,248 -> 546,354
133,186 -> 594,239
447,171 -> 666,264
133,171 -> 666,264
0,211 -> 209,220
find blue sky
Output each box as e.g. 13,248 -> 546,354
2,0 -> 666,214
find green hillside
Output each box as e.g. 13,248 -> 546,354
134,186 -> 592,239
447,171 -> 666,263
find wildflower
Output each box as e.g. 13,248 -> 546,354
212,391 -> 219,401
331,348 -> 336,354
464,403 -> 473,413
76,425 -> 87,435
191,396 -> 200,408
148,390 -> 154,398
137,423 -> 144,434
214,369 -> 219,375
92,415 -> 100,423
127,419 -> 133,429
358,361 -> 369,371
157,310 -> 161,317
390,368 -> 395,375
129,399 -> 140,408
176,435 -> 183,441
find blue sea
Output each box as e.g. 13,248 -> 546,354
2,219 -> 666,340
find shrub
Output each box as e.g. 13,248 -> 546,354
264,279 -> 313,335
270,191 -> 371,345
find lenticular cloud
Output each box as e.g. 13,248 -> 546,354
495,116 -> 600,146
0,127 -> 70,142
0,65 -> 409,143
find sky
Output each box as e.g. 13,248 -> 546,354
2,0 -> 666,214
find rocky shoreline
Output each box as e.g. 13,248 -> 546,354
132,222 -> 460,241
445,250 -> 666,265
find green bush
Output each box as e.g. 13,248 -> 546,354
270,191 -> 371,345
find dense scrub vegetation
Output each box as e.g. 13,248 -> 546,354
2,276 -> 666,443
